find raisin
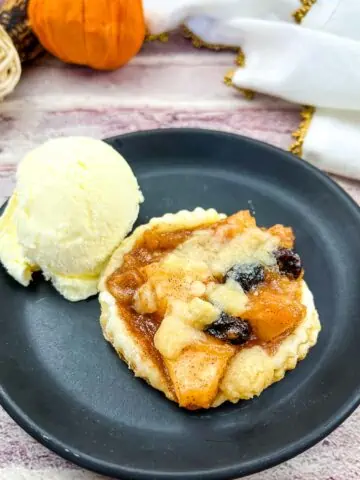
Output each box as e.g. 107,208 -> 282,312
275,248 -> 302,279
225,263 -> 264,291
205,312 -> 251,345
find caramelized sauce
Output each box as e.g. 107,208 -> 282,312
106,225 -> 204,392
106,213 -> 305,387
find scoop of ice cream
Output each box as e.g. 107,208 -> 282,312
0,193 -> 37,286
0,136 -> 143,301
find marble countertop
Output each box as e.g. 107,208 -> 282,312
0,34 -> 359,480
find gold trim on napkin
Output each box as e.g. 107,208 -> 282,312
293,0 -> 317,24
289,106 -> 315,156
290,1 -> 317,156
182,25 -> 239,52
224,69 -> 255,100
181,25 -> 255,100
145,32 -> 170,43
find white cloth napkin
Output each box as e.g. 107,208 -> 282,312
144,0 -> 360,180
144,0 -> 300,34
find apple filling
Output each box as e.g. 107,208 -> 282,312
106,211 -> 305,408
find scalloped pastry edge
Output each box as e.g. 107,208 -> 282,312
215,284 -> 320,405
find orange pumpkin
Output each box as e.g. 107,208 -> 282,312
28,0 -> 145,70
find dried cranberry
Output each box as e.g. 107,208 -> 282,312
225,263 -> 264,292
275,248 -> 302,279
205,312 -> 251,345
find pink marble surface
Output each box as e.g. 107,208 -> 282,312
0,33 -> 359,480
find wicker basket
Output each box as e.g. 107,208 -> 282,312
0,23 -> 21,100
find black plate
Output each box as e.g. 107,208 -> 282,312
1,129 -> 360,480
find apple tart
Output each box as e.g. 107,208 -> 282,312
99,208 -> 320,410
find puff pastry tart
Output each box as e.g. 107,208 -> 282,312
99,208 -> 320,410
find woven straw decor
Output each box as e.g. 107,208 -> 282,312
0,24 -> 20,100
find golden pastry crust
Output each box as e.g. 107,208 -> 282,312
215,283 -> 320,405
99,208 -> 321,408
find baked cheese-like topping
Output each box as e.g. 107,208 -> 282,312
139,223 -> 280,360
207,279 -> 248,317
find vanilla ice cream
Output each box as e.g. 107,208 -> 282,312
0,136 -> 143,301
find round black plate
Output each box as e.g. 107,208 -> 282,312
1,129 -> 360,480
